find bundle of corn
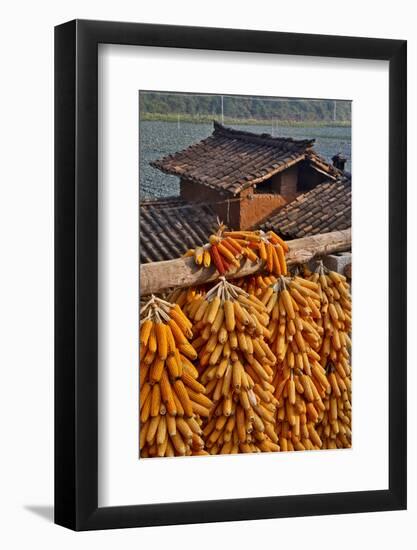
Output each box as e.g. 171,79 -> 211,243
168,286 -> 206,319
184,224 -> 289,277
236,273 -> 277,297
223,230 -> 289,276
310,263 -> 352,449
316,372 -> 352,449
187,277 -> 280,454
259,274 -> 329,451
184,223 -> 250,274
139,295 -> 213,457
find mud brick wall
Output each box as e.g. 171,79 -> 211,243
180,179 -> 241,228
240,191 -> 288,230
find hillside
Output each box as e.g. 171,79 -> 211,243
140,92 -> 351,124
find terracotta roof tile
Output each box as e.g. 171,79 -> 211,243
140,197 -> 218,263
261,176 -> 351,238
151,122 -> 339,195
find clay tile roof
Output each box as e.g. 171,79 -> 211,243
150,121 -> 321,196
261,175 -> 351,239
140,197 -> 218,263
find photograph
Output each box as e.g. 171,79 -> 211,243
139,91 -> 352,458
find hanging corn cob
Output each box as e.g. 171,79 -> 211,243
168,286 -> 206,319
182,222 -> 248,274
183,223 -> 289,277
187,277 -> 280,454
317,373 -> 352,449
310,262 -> 352,449
140,295 -> 213,458
258,274 -> 329,451
224,230 -> 288,276
236,273 -> 277,297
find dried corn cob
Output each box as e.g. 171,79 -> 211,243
188,277 -> 280,454
185,223 -> 288,277
259,274 -> 327,451
224,230 -> 288,276
183,222 -> 248,274
140,295 -> 212,458
168,286 -> 206,317
310,262 -> 352,449
236,274 -> 277,297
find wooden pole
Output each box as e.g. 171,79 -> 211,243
140,228 -> 351,296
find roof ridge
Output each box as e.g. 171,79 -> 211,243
213,120 -> 315,149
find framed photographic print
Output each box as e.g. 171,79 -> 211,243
55,20 -> 407,530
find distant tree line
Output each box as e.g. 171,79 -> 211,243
140,93 -> 351,122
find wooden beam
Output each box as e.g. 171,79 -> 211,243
140,228 -> 351,296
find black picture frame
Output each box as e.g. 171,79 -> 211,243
55,19 -> 407,531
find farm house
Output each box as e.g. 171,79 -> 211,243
140,122 -> 351,288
